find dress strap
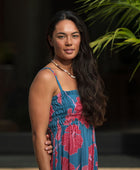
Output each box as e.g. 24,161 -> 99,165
40,67 -> 63,93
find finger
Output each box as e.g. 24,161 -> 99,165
45,140 -> 51,145
45,145 -> 53,151
48,150 -> 52,154
46,134 -> 50,140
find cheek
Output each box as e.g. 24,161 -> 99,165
75,40 -> 81,50
53,41 -> 63,51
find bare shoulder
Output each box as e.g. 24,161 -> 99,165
29,67 -> 57,96
34,68 -> 55,84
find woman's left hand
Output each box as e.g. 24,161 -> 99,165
44,134 -> 53,154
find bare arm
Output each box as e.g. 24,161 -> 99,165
29,70 -> 56,170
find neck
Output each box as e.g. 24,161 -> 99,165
53,58 -> 72,72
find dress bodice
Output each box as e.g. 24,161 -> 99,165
40,67 -> 98,170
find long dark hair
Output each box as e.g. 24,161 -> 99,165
46,10 -> 107,126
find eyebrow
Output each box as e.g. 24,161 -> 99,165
57,31 -> 80,35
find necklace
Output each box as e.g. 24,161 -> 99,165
51,60 -> 76,79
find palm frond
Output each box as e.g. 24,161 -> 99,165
76,0 -> 140,79
76,0 -> 140,33
90,32 -> 114,58
90,28 -> 140,57
89,27 -> 140,79
129,60 -> 140,81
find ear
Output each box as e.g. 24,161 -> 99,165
48,35 -> 53,46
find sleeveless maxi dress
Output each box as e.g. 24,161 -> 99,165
42,67 -> 98,170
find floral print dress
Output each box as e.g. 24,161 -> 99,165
42,67 -> 98,170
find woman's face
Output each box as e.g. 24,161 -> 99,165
49,19 -> 81,61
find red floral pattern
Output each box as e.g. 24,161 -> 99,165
74,97 -> 83,113
42,67 -> 98,169
63,97 -> 90,128
50,137 -> 58,168
56,119 -> 61,141
80,115 -> 90,129
61,157 -> 75,170
62,124 -> 83,155
53,138 -> 58,167
92,128 -> 95,142
63,108 -> 80,125
57,92 -> 62,104
49,105 -> 54,122
88,144 -> 94,169
96,161 -> 98,167
82,165 -> 88,170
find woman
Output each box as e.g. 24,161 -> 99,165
29,10 -> 107,170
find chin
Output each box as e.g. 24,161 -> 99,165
59,56 -> 76,61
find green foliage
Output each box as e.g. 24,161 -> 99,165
90,28 -> 140,56
76,0 -> 140,80
77,0 -> 140,33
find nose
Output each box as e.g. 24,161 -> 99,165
65,36 -> 72,46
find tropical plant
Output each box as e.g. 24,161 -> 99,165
76,0 -> 140,81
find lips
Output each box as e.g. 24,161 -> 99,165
64,49 -> 74,54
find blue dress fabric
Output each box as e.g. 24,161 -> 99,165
41,67 -> 98,170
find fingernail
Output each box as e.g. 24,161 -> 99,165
45,147 -> 48,150
45,141 -> 48,144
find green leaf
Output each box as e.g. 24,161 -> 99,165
129,60 -> 140,82
76,0 -> 140,79
76,0 -> 140,33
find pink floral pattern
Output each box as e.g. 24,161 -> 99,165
61,157 -> 75,170
80,115 -> 90,129
62,124 -> 83,155
50,137 -> 58,168
74,97 -> 83,113
57,92 -> 62,104
82,165 -> 89,170
63,97 -> 89,129
63,108 -> 80,126
88,144 -> 94,169
43,67 -> 98,170
49,105 -> 54,122
92,128 -> 95,142
55,119 -> 61,141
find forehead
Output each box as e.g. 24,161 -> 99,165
54,19 -> 79,33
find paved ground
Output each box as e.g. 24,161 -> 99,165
0,154 -> 140,169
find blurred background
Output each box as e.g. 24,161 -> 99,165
0,0 -> 140,169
